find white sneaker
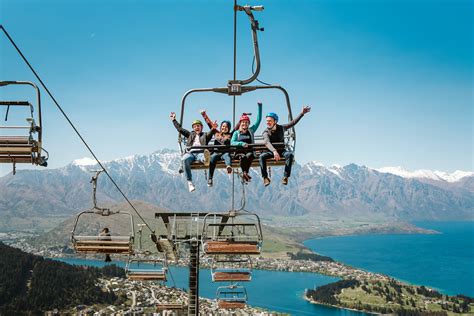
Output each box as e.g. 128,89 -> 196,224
226,165 -> 233,174
203,149 -> 211,167
187,181 -> 196,192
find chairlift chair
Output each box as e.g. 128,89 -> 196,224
216,284 -> 248,309
202,210 -> 263,255
126,255 -> 168,281
126,225 -> 169,281
175,5 -> 296,171
211,255 -> 252,282
71,170 -> 135,255
0,81 -> 48,173
71,208 -> 135,254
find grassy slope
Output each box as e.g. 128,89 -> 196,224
336,280 -> 474,315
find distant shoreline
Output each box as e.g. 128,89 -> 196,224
303,295 -> 380,315
294,222 -> 440,244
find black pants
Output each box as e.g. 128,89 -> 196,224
237,152 -> 254,173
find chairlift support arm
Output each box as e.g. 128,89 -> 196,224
178,85 -> 295,148
232,5 -> 264,86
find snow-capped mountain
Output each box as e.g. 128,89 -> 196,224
1,149 -> 472,231
375,166 -> 473,183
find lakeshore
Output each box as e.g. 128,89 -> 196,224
2,221 -> 473,315
305,279 -> 474,316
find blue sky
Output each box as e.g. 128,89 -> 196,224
0,0 -> 472,176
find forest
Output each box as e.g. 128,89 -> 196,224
0,242 -> 125,314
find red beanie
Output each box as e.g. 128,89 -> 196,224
240,114 -> 250,122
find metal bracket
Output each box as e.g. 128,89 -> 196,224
227,81 -> 242,95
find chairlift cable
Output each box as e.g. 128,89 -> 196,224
168,266 -> 177,288
0,25 -> 155,235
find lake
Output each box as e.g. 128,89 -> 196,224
304,221 -> 474,297
57,257 -> 369,315
56,221 -> 473,314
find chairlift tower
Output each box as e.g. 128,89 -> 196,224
155,212 -> 209,315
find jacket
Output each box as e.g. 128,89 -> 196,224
230,103 -> 262,147
172,119 -> 216,150
262,111 -> 304,152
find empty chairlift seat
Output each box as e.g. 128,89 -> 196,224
211,255 -> 252,282
126,257 -> 168,281
204,240 -> 261,255
0,81 -> 47,168
202,211 -> 263,255
216,285 -> 248,309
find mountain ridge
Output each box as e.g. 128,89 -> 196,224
1,149 -> 472,232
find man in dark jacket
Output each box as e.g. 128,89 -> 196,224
259,105 -> 311,186
170,112 -> 217,192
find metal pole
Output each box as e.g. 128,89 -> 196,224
188,239 -> 200,315
232,0 -> 237,211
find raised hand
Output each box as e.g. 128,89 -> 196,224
170,112 -> 176,120
200,109 -> 206,115
302,105 -> 311,114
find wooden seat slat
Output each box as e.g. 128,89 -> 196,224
0,157 -> 32,163
218,301 -> 246,309
128,273 -> 167,281
74,245 -> 131,254
75,239 -> 131,245
190,158 -> 286,170
76,242 -> 130,247
75,244 -> 131,249
74,236 -> 132,254
205,241 -> 260,255
213,272 -> 251,282
0,136 -> 30,144
156,304 -> 185,310
0,147 -> 33,154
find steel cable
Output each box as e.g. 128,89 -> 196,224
0,25 -> 155,234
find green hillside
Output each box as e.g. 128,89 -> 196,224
0,242 -> 125,314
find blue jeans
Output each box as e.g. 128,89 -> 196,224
259,150 -> 294,178
209,152 -> 232,179
182,152 -> 205,181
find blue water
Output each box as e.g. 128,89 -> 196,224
304,221 -> 474,297
56,257 -> 369,315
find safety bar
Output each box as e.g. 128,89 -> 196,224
201,211 -> 263,244
179,85 -> 295,151
0,101 -> 32,106
71,209 -> 136,243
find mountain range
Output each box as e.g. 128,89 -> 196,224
0,149 -> 472,232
